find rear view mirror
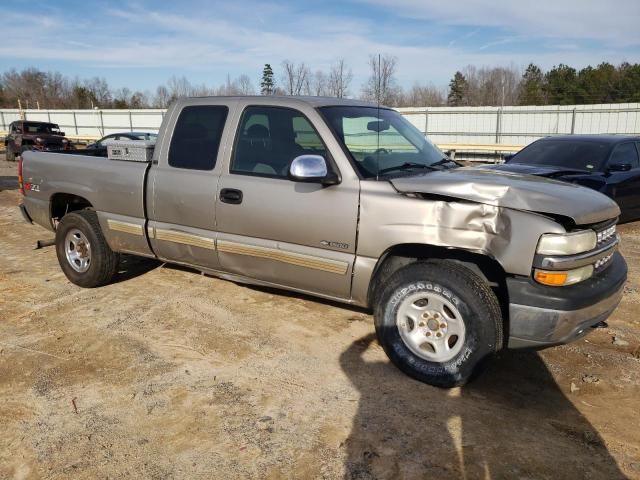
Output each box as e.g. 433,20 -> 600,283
608,163 -> 632,172
367,120 -> 390,132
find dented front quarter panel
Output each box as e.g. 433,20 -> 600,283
351,181 -> 566,305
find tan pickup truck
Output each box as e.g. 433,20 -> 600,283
19,96 -> 626,387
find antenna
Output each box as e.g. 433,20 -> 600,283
376,53 -> 381,181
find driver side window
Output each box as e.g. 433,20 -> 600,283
231,106 -> 327,178
609,143 -> 639,169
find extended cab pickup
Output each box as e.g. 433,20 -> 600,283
20,97 -> 627,387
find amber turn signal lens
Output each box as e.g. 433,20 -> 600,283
534,271 -> 568,286
534,265 -> 594,287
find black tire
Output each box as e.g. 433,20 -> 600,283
6,143 -> 15,161
374,260 -> 503,388
55,210 -> 119,288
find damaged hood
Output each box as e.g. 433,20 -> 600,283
389,167 -> 620,225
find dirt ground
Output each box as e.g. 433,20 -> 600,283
1,155 -> 639,480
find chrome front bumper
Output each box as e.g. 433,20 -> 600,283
507,284 -> 623,348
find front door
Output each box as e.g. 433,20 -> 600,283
215,105 -> 359,299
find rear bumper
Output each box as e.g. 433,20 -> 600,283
507,252 -> 626,348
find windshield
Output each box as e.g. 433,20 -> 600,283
319,106 -> 448,178
23,122 -> 62,135
132,133 -> 157,140
510,139 -> 611,171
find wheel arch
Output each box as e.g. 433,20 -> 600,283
367,243 -> 509,330
50,193 -> 94,228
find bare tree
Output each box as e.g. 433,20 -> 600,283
167,75 -> 193,99
328,59 -> 353,98
238,74 -> 255,95
153,85 -> 171,108
362,54 -> 399,105
282,61 -> 310,95
113,87 -> 132,108
84,77 -> 112,107
399,83 -> 445,107
310,71 -> 328,96
462,65 -> 521,106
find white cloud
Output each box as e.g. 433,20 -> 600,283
360,0 -> 640,46
0,1 -> 638,91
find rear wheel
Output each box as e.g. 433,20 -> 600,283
374,260 -> 503,388
6,143 -> 16,161
55,210 -> 119,287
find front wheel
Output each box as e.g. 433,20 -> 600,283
55,210 -> 119,288
374,260 -> 503,388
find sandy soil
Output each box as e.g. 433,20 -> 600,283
1,156 -> 639,479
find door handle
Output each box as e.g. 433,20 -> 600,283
220,188 -> 243,205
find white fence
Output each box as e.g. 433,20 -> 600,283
1,103 -> 638,147
398,103 -> 640,146
0,108 -> 165,138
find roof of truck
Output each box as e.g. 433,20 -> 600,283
538,134 -> 639,144
185,95 -> 383,108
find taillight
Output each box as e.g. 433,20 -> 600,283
18,157 -> 25,195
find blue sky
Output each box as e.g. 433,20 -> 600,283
2,0 -> 639,95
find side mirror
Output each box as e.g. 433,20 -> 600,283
608,163 -> 632,172
289,155 -> 340,185
503,153 -> 515,163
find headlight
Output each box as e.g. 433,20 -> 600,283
35,137 -> 44,143
534,265 -> 594,286
536,230 -> 596,255
62,138 -> 69,143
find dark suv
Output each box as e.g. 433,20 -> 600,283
4,120 -> 73,161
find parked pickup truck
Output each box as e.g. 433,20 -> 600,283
19,96 -> 627,387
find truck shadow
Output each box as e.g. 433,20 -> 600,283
340,334 -> 627,479
111,255 -> 160,284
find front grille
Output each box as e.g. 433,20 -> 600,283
595,252 -> 614,270
594,222 -> 618,271
597,224 -> 616,245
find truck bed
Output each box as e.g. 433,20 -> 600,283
21,151 -> 149,231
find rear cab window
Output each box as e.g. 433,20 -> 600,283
168,105 -> 229,171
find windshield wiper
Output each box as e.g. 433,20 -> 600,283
378,162 -> 437,175
430,157 -> 459,168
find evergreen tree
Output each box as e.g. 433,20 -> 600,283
260,64 -> 274,95
614,62 -> 640,103
447,71 -> 468,106
576,62 -> 617,104
544,64 -> 578,105
519,64 -> 545,105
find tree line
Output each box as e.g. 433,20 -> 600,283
447,62 -> 640,106
1,58 -> 638,110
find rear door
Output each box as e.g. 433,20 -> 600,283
147,101 -> 236,269
215,103 -> 359,299
606,142 -> 640,221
